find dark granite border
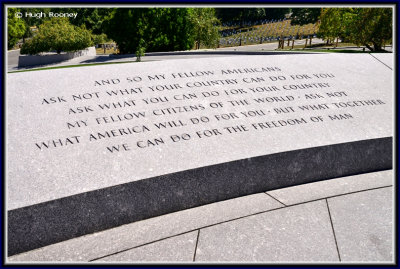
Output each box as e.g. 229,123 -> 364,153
8,137 -> 393,256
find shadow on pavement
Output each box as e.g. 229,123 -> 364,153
79,55 -> 119,64
110,50 -> 322,59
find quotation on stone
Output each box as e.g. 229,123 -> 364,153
7,54 -> 393,211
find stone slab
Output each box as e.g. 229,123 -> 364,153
95,231 -> 198,262
8,193 -> 282,262
7,54 -> 393,210
328,187 -> 393,262
370,53 -> 393,69
7,54 -> 393,255
267,170 -> 393,205
195,200 -> 339,262
8,138 -> 392,256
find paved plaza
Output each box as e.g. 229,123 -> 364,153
8,170 -> 394,263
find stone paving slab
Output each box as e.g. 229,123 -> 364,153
195,200 -> 339,262
8,193 -> 282,262
7,173 -> 393,263
370,53 -> 393,69
96,186 -> 394,263
267,170 -> 393,205
95,231 -> 198,262
328,187 -> 393,262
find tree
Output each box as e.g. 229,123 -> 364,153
216,8 -> 267,27
290,8 -> 321,25
19,8 -> 50,43
147,8 -> 194,52
318,8 -> 392,51
103,8 -> 197,55
318,8 -> 351,44
103,8 -> 150,55
264,8 -> 291,20
347,8 -> 392,51
53,8 -> 113,35
189,8 -> 220,49
20,17 -> 93,54
7,8 -> 26,49
216,8 -> 290,24
216,8 -> 247,24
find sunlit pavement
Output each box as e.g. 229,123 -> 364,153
8,170 -> 394,263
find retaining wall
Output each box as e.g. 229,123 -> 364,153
18,47 -> 96,67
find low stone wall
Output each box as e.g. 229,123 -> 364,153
18,46 -> 96,67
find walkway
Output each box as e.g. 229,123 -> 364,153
8,170 -> 394,263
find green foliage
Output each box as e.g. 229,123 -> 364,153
103,8 -> 196,55
215,8 -> 290,24
264,8 -> 291,20
318,8 -> 392,51
53,8 -> 113,35
20,8 -> 50,27
17,8 -> 112,39
188,8 -> 220,49
20,18 -> 93,55
347,8 -> 392,51
8,8 -> 26,49
318,8 -> 352,41
92,33 -> 108,45
103,9 -> 147,55
135,39 -> 146,62
147,8 -> 194,52
216,8 -> 264,23
19,8 -> 51,40
290,8 -> 321,25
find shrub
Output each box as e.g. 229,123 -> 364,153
92,33 -> 108,45
8,8 -> 26,50
318,8 -> 392,51
20,17 -> 94,55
